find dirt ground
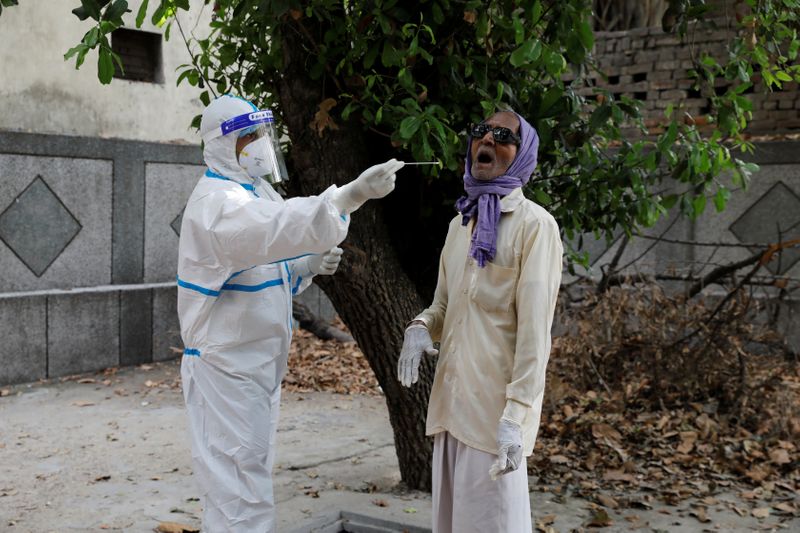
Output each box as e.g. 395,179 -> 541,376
0,359 -> 797,532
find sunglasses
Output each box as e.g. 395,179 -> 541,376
468,123 -> 521,145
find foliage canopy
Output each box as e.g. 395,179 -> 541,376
15,0 -> 800,264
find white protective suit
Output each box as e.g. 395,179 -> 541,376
177,95 -> 350,531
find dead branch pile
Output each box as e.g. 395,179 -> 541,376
535,282 -> 800,499
554,283 -> 796,434
285,319 -> 380,395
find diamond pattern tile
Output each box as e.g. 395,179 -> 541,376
170,210 -> 184,237
0,176 -> 81,277
729,181 -> 800,275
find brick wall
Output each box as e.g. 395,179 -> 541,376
587,25 -> 800,132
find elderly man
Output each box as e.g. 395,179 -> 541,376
397,110 -> 563,532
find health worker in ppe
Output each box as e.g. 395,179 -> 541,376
177,94 -> 403,532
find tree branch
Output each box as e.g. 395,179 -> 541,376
686,238 -> 800,299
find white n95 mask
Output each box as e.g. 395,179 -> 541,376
238,136 -> 274,179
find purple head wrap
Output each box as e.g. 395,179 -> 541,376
454,111 -> 540,267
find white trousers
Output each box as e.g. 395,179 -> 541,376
432,431 -> 532,533
183,360 -> 282,533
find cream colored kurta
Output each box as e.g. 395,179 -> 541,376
416,187 -> 563,456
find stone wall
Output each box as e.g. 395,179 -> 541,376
589,26 -> 800,132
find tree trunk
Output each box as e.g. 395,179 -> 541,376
276,23 -> 435,490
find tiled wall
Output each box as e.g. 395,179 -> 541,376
0,132 -> 201,384
0,131 -> 340,385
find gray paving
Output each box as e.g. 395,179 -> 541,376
0,360 -> 796,532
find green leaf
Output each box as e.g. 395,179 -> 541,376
713,187 -> 730,212
431,3 -> 444,24
775,70 -> 793,82
658,121 -> 678,152
544,49 -> 566,76
73,0 -> 104,21
509,39 -> 536,67
692,194 -> 707,217
136,0 -> 148,27
151,2 -> 167,26
577,20 -> 594,49
534,188 -> 552,205
176,68 -> 192,86
64,44 -> 90,69
363,43 -> 379,69
82,27 -> 100,47
539,87 -> 561,115
103,0 -> 127,22
98,46 -> 115,84
399,116 -> 421,139
589,105 -> 612,131
381,41 -> 399,67
661,194 -> 679,210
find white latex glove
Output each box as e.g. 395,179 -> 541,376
397,324 -> 438,387
489,418 -> 523,480
307,247 -> 343,276
329,159 -> 405,214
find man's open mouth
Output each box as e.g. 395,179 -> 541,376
476,147 -> 494,165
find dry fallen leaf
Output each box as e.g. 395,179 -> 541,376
586,509 -> 612,527
677,431 -> 698,454
77,378 -> 95,384
538,515 -> 556,526
752,507 -> 771,519
732,506 -> 748,517
371,499 -> 389,507
773,502 -> 797,514
155,522 -> 199,533
592,423 -> 622,443
602,469 -> 635,483
768,448 -> 790,465
72,400 -> 95,407
309,98 -> 339,137
0,388 -> 12,397
549,455 -> 570,465
596,494 -> 619,509
690,507 -> 710,523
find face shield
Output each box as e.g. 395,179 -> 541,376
202,109 -> 289,184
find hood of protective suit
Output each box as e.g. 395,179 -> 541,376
200,94 -> 259,183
